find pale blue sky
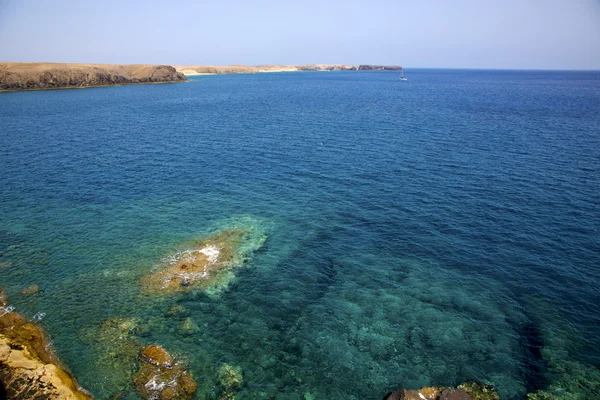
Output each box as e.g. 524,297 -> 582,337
0,0 -> 599,69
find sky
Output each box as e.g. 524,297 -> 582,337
0,0 -> 599,69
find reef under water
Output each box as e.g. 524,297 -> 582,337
140,220 -> 267,297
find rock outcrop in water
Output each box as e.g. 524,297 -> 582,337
133,344 -> 197,400
383,381 -> 500,400
0,62 -> 187,92
0,288 -> 92,399
78,316 -> 145,396
216,363 -> 244,399
140,224 -> 266,296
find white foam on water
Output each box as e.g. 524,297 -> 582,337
145,375 -> 167,391
0,305 -> 15,316
200,245 -> 220,263
33,312 -> 46,321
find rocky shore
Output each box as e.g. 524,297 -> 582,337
0,62 -> 187,92
0,288 -> 92,399
176,64 -> 402,75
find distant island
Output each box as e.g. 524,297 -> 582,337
0,63 -> 402,92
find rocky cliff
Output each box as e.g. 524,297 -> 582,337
0,63 -> 187,92
0,288 -> 92,399
358,64 -> 403,70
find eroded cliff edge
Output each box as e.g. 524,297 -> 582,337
0,62 -> 187,92
0,288 -> 92,399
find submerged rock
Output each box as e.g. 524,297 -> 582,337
216,363 -> 243,400
385,387 -> 442,400
133,344 -> 197,400
458,381 -> 501,400
141,224 -> 266,296
179,317 -> 200,336
78,316 -> 145,395
0,288 -> 92,399
166,304 -> 190,318
21,284 -> 40,296
217,363 -> 243,390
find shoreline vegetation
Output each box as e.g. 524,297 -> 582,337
0,62 -> 403,92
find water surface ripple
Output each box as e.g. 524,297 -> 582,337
1,70 -> 599,399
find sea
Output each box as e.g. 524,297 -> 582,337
1,69 -> 599,399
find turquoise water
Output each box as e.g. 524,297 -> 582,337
1,70 -> 599,399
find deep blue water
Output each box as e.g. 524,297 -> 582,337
1,69 -> 599,399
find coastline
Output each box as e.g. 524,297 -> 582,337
0,62 -> 187,92
0,62 -> 403,92
176,63 -> 403,76
0,80 -> 186,93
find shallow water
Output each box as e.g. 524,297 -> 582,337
1,70 -> 599,399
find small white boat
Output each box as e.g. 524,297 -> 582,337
400,69 -> 407,81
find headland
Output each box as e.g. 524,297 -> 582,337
0,62 -> 187,92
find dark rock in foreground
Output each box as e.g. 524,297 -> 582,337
133,344 -> 197,400
384,381 -> 500,400
0,62 -> 187,92
0,288 -> 92,399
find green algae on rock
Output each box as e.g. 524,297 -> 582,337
216,363 -> 244,400
133,344 -> 197,400
78,316 -> 145,395
458,381 -> 501,400
140,221 -> 266,296
179,317 -> 200,336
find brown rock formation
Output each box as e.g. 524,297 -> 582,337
384,382 -> 500,400
0,288 -> 92,399
0,62 -> 187,92
133,344 -> 197,400
140,227 -> 265,295
385,387 -> 441,400
439,388 -> 472,400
